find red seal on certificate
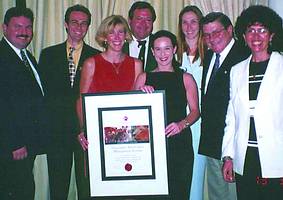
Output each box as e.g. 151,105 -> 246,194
125,163 -> 132,171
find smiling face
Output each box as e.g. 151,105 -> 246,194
152,36 -> 176,67
244,23 -> 273,59
202,21 -> 233,53
65,11 -> 89,44
129,8 -> 153,40
181,11 -> 200,41
2,16 -> 33,49
106,24 -> 126,52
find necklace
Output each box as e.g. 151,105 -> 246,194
111,61 -> 123,74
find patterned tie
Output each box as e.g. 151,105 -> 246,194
138,40 -> 146,64
20,49 -> 36,79
209,53 -> 220,81
68,47 -> 76,88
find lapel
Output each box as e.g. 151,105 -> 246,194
201,50 -> 213,97
235,56 -> 250,115
1,38 -> 42,94
255,52 -> 282,114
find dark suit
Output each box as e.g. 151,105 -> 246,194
0,38 -> 45,200
38,41 -> 100,200
123,34 -> 157,72
198,41 -> 249,200
199,41 -> 250,160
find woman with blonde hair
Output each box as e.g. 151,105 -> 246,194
75,16 -> 143,198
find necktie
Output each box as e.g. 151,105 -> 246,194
138,40 -> 146,64
209,53 -> 220,81
20,49 -> 36,79
68,47 -> 76,88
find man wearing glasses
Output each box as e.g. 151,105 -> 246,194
198,12 -> 249,200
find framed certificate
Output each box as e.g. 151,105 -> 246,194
82,90 -> 169,198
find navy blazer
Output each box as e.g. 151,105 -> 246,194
199,41 -> 250,159
38,41 -> 100,151
0,38 -> 45,159
123,34 -> 157,72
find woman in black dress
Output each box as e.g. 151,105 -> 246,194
134,30 -> 200,200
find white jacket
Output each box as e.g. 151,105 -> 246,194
222,52 -> 283,178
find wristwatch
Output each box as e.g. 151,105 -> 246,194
222,156 -> 233,162
183,119 -> 190,129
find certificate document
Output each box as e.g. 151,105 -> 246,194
83,91 -> 169,198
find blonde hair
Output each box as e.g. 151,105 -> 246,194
95,15 -> 133,48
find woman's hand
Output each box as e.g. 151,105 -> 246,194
77,132 -> 89,151
165,121 -> 184,137
139,85 -> 155,93
222,159 -> 235,183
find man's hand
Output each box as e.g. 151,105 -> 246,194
222,159 -> 235,183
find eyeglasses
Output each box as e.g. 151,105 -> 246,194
203,28 -> 225,39
245,27 -> 269,34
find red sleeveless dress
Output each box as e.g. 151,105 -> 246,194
88,54 -> 135,93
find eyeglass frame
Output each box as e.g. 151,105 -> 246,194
245,27 -> 269,35
203,28 -> 226,40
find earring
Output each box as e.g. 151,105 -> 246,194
103,40 -> 108,47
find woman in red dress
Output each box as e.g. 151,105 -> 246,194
76,15 -> 143,150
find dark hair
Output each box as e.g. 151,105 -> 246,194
150,30 -> 182,70
177,5 -> 205,65
128,1 -> 156,22
235,5 -> 283,53
65,4 -> 91,26
200,12 -> 232,30
4,7 -> 34,25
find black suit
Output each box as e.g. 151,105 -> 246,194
123,34 -> 157,72
38,41 -> 100,200
0,38 -> 45,199
199,41 -> 250,159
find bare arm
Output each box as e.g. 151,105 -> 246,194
133,58 -> 143,85
182,73 -> 200,126
76,57 -> 96,150
165,73 -> 200,137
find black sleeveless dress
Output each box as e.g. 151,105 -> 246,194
146,71 -> 194,200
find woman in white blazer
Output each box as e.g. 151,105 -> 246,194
221,5 -> 283,200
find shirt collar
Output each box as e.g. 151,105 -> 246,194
4,36 -> 24,58
67,40 -> 84,52
217,38 -> 235,61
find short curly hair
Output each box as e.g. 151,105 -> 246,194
128,1 -> 156,22
235,5 -> 283,52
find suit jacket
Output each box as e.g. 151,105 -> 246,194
123,34 -> 157,72
38,41 -> 100,151
199,41 -> 250,159
222,52 -> 283,177
0,38 -> 45,159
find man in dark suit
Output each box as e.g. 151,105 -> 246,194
198,12 -> 249,200
0,7 -> 45,200
123,1 -> 157,72
38,4 -> 100,200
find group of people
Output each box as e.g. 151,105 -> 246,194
0,1 -> 283,200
